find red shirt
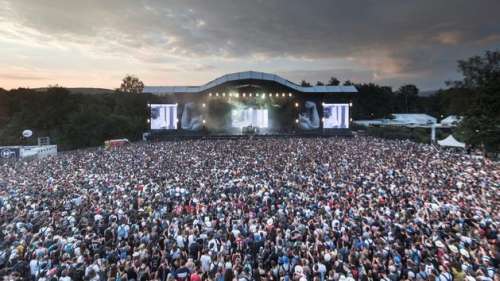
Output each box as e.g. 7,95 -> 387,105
190,273 -> 202,281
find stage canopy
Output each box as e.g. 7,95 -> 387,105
144,71 -> 358,95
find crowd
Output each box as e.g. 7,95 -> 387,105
0,137 -> 498,281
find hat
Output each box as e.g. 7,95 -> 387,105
435,241 -> 445,248
460,249 -> 470,258
324,253 -> 332,262
448,245 -> 458,254
295,265 -> 304,275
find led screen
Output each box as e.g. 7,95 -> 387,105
231,108 -> 268,128
150,104 -> 178,130
323,103 -> 349,128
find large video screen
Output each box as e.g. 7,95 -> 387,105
181,102 -> 203,131
323,103 -> 349,128
232,108 -> 268,128
150,104 -> 178,130
299,101 -> 320,130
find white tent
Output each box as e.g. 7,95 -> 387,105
440,115 -> 462,127
438,135 -> 466,148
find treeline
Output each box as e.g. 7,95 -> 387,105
0,85 -> 484,149
300,80 -> 472,120
0,87 -> 149,150
0,50 -> 498,151
304,50 -> 500,152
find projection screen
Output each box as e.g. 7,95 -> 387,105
231,108 -> 268,128
150,104 -> 178,130
323,103 -> 349,129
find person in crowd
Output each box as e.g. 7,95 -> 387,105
0,137 -> 498,281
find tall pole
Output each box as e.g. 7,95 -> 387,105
431,124 -> 436,143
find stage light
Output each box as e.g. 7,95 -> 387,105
202,103 -> 206,108
256,93 -> 259,97
216,93 -> 219,97
350,118 -> 353,122
176,118 -> 179,123
288,93 -> 292,97
147,119 -> 150,123
322,117 -> 325,122
147,104 -> 151,107
222,93 -> 226,97
322,102 -> 325,106
349,102 -> 353,107
243,93 -> 246,97
275,93 -> 279,97
249,93 -> 253,97
268,93 -> 272,97
295,119 -> 299,123
209,93 -> 212,97
203,119 -> 206,124
261,94 -> 265,99
282,93 -> 285,97
295,102 -> 299,107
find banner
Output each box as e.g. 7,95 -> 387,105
0,147 -> 20,159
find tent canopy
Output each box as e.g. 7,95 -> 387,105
440,115 -> 463,127
438,135 -> 465,148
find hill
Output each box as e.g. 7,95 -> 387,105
34,87 -> 115,95
418,89 -> 438,97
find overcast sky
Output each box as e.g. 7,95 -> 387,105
1,0 -> 499,90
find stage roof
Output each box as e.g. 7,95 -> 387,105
145,71 -> 358,94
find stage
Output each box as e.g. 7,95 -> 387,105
144,71 -> 357,138
146,129 -> 353,142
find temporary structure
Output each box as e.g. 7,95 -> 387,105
440,115 -> 463,127
437,135 -> 465,148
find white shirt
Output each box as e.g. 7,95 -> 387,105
176,235 -> 185,248
30,259 -> 39,276
200,254 -> 212,272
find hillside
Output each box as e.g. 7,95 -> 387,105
34,87 -> 115,95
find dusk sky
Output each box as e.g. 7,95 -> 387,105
1,0 -> 499,91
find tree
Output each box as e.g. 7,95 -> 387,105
352,83 -> 396,119
316,81 -> 324,86
327,77 -> 340,86
343,80 -> 353,86
300,80 -> 312,87
452,50 -> 500,152
119,75 -> 144,94
0,87 -> 149,149
396,84 -> 419,113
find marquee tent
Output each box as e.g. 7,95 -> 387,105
437,135 -> 466,148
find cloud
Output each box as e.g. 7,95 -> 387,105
0,73 -> 48,81
0,0 -> 499,89
434,31 -> 463,45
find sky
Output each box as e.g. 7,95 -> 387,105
1,0 -> 499,91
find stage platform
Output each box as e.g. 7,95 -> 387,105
147,129 -> 353,141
